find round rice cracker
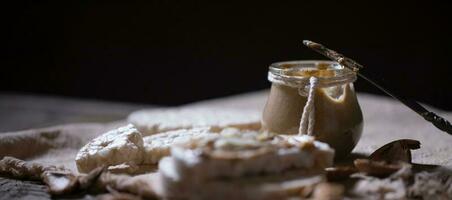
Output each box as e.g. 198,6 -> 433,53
75,124 -> 144,173
127,108 -> 262,136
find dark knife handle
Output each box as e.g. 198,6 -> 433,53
422,112 -> 452,135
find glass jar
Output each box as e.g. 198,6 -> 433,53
262,60 -> 363,158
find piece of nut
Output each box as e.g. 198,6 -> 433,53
325,166 -> 358,182
369,139 -> 420,163
354,159 -> 408,178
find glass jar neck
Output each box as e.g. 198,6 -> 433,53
268,60 -> 357,88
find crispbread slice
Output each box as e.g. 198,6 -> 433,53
168,133 -> 334,181
127,108 -> 261,136
142,127 -> 217,164
154,132 -> 334,199
107,163 -> 158,175
157,157 -> 325,200
75,124 -> 144,173
75,126 -> 217,173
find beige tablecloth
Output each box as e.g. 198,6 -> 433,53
1,91 -> 452,199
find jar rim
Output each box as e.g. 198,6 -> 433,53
268,60 -> 357,88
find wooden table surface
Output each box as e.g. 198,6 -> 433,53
1,91 -> 452,200
0,93 -> 151,132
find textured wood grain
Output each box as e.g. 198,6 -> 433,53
0,93 -> 149,132
0,176 -> 97,200
0,177 -> 50,200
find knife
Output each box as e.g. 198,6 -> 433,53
303,40 -> 452,135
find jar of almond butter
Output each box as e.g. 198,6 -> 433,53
262,60 -> 363,158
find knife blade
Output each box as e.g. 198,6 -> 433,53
303,40 -> 452,135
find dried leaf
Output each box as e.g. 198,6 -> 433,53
78,166 -> 106,192
0,156 -> 79,195
0,156 -> 48,179
325,166 -> 358,182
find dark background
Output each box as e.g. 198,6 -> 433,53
2,2 -> 451,109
